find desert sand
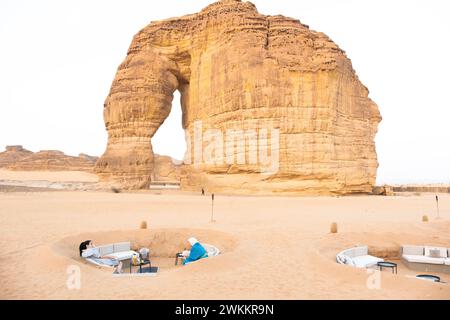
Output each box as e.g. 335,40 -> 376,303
0,171 -> 449,300
0,169 -> 98,183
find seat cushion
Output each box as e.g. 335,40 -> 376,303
106,250 -> 138,261
352,255 -> 383,268
424,246 -> 447,258
444,259 -> 450,266
202,243 -> 220,257
353,246 -> 369,257
403,254 -> 444,265
402,245 -> 424,256
97,244 -> 114,257
342,246 -> 368,258
114,242 -> 131,253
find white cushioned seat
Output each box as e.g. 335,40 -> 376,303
202,243 -> 220,257
354,246 -> 369,257
445,259 -> 450,266
352,255 -> 384,268
402,254 -> 445,265
97,244 -> 114,257
402,245 -> 424,256
107,250 -> 138,261
336,246 -> 383,268
424,246 -> 447,258
114,242 -> 131,252
342,246 -> 368,258
336,254 -> 355,266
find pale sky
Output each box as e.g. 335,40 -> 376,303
0,0 -> 449,184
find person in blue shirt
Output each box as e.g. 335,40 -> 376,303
183,237 -> 208,265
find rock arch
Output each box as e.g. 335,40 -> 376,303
95,0 -> 381,195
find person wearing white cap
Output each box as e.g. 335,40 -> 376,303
182,237 -> 208,265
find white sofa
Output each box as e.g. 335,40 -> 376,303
203,243 -> 220,257
401,245 -> 450,274
336,246 -> 384,268
83,242 -> 138,268
96,242 -> 137,261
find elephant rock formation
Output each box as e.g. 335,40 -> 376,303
95,0 -> 381,195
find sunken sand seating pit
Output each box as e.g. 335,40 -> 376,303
55,228 -> 236,273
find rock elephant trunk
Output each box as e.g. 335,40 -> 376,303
95,53 -> 182,189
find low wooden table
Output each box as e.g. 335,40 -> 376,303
377,261 -> 398,274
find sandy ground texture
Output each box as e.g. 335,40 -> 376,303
0,173 -> 449,299
0,169 -> 98,183
0,169 -> 98,192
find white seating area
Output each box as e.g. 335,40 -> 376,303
336,246 -> 384,268
401,245 -> 450,274
82,241 -> 138,268
203,243 -> 221,257
97,242 -> 137,261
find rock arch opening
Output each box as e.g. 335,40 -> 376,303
95,0 -> 381,194
152,91 -> 187,162
150,90 -> 186,185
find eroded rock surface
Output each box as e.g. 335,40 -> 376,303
96,0 -> 381,194
152,155 -> 182,182
0,146 -> 33,168
0,146 -> 98,172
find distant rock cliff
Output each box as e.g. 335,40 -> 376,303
152,155 -> 182,182
95,0 -> 381,195
0,146 -> 181,182
0,146 -> 98,172
0,146 -> 33,168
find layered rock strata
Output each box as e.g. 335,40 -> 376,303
0,146 -> 98,172
0,146 -> 33,168
96,0 -> 381,194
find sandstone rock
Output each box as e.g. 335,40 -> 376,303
0,146 -> 33,168
372,185 -> 394,196
2,147 -> 98,172
96,0 -> 381,194
152,155 -> 182,182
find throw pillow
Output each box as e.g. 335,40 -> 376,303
429,249 -> 441,258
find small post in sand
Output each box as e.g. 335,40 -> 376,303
211,193 -> 215,222
435,195 -> 440,219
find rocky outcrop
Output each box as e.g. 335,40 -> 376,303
372,185 -> 394,196
0,146 -> 33,168
152,155 -> 182,182
0,146 -> 98,172
96,0 -> 381,195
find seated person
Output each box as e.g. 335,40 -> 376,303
79,240 -> 118,267
182,237 -> 208,265
79,240 -> 95,257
